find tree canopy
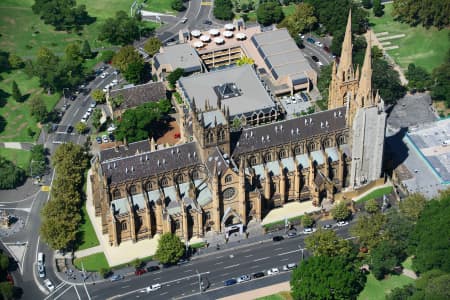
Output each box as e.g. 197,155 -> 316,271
0,156 -> 26,189
405,64 -> 431,92
392,0 -> 449,29
350,212 -> 386,250
171,0 -> 185,11
278,3 -> 317,37
167,68 -> 185,87
154,233 -> 185,264
430,50 -> 450,108
399,193 -> 427,222
213,0 -> 234,20
305,229 -> 353,258
99,11 -> 140,45
256,1 -> 284,26
32,0 -> 94,31
331,202 -> 351,221
115,100 -> 171,143
291,255 -> 366,300
143,37 -> 162,57
112,46 -> 146,84
29,95 -> 48,123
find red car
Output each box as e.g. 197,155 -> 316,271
134,269 -> 146,276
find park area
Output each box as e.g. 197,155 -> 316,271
369,3 -> 450,73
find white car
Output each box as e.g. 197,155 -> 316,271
337,221 -> 349,227
112,79 -> 118,85
87,107 -> 93,114
303,228 -> 314,234
282,263 -> 297,271
107,124 -> 116,133
237,275 -> 251,283
90,102 -> 96,108
146,284 -> 161,292
315,41 -> 323,47
317,61 -> 324,67
267,268 -> 279,276
102,135 -> 109,143
38,264 -> 45,278
44,279 -> 55,292
100,72 -> 109,79
102,87 -> 109,93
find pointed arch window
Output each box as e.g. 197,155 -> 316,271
264,153 -> 272,162
129,185 -> 137,195
294,146 -> 303,155
121,222 -> 127,231
308,142 -> 316,152
279,149 -> 287,159
225,174 -> 233,183
113,189 -> 121,199
146,182 -> 153,191
161,177 -> 169,187
206,131 -> 214,143
249,156 -> 257,165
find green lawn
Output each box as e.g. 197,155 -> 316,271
142,0 -> 176,14
402,256 -> 413,270
358,273 -> 415,300
257,291 -> 293,300
0,148 -> 31,171
76,204 -> 100,251
0,69 -> 60,142
355,186 -> 393,203
74,252 -> 109,272
282,4 -> 297,17
369,3 -> 450,72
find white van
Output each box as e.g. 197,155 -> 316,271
37,252 -> 44,266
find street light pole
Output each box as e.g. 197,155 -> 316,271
196,269 -> 202,293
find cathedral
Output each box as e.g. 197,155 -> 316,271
91,11 -> 386,246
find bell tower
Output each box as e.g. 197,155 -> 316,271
328,10 -> 359,112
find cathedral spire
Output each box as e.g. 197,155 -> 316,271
358,32 -> 373,106
337,10 -> 354,81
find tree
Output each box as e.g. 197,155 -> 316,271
393,0 -> 449,29
124,61 -> 145,85
409,196 -> 450,274
99,11 -> 140,45
11,80 -> 22,102
75,122 -> 87,134
34,47 -> 59,91
154,233 -> 185,264
232,117 -> 242,130
30,144 -> 47,177
171,0 -> 184,11
143,37 -> 162,57
291,255 -> 366,300
372,0 -> 384,17
278,3 -> 317,37
431,51 -> 450,107
302,214 -> 314,228
8,53 -> 24,69
350,213 -> 386,250
305,229 -> 353,257
256,1 -> 284,26
0,282 -> 13,300
92,108 -> 102,130
331,202 -> 351,221
361,0 -> 372,9
213,0 -> 234,20
81,40 -> 92,59
412,270 -> 450,299
32,0 -> 93,31
91,89 -> 106,104
387,284 -> 416,300
236,56 -> 254,66
100,50 -> 115,64
112,46 -> 144,73
110,95 -> 124,109
370,239 -> 406,279
0,156 -> 26,189
115,100 -> 171,143
405,63 -> 431,92
364,198 -> 380,214
372,58 -> 406,104
399,193 -> 426,221
167,68 -> 185,87
29,95 -> 48,123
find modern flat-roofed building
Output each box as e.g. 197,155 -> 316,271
178,64 -> 280,126
250,29 -> 317,95
153,43 -> 203,80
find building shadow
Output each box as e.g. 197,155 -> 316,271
384,127 -> 409,173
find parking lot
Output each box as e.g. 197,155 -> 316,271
279,92 -> 314,118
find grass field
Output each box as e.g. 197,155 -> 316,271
355,186 -> 394,203
76,204 -> 100,251
74,252 -> 109,272
142,0 -> 176,14
0,148 -> 31,170
0,70 -> 60,143
257,291 -> 293,300
402,256 -> 413,270
358,273 -> 415,300
369,3 -> 450,72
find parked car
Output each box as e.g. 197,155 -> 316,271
102,135 -> 109,143
267,268 -> 280,276
90,102 -> 96,108
252,272 -> 265,279
303,228 -> 314,234
317,61 -> 324,67
109,133 -> 115,142
322,224 -> 332,229
224,279 -> 237,286
272,236 -> 284,242
67,126 -> 73,133
306,37 -> 315,44
311,55 -> 319,62
337,221 -> 349,227
315,41 -> 323,47
177,258 -> 189,265
110,274 -> 124,282
146,266 -> 160,272
203,20 -> 212,25
96,137 -> 102,144
287,232 -> 297,238
282,263 -> 297,271
44,279 -> 55,292
146,283 -> 161,292
237,275 -> 251,283
38,264 -> 45,278
181,17 -> 188,23
135,268 -> 146,276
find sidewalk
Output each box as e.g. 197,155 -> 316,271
219,281 -> 290,300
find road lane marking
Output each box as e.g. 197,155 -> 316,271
153,277 -> 160,280
159,292 -> 168,296
274,247 -> 283,251
244,254 -> 253,258
216,256 -> 224,259
281,258 -> 289,261
242,249 -> 252,253
277,249 -> 300,256
52,285 -> 74,300
190,282 -> 197,286
184,269 -> 192,273
253,257 -> 270,262
250,265 -> 259,269
214,261 -> 224,265
224,264 -> 240,269
121,285 -> 130,289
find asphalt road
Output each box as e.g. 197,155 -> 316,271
69,226 -> 351,300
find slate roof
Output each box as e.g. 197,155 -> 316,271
232,107 -> 347,156
99,140 -> 151,163
101,142 -> 202,184
110,82 -> 166,110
